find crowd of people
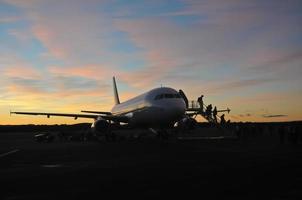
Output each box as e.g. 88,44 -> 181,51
232,123 -> 301,145
192,94 -> 301,145
196,94 -> 228,124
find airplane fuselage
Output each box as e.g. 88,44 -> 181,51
111,87 -> 186,128
11,78 -> 188,134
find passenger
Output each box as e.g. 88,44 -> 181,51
258,125 -> 263,137
220,114 -> 226,125
297,125 -> 301,144
268,125 -> 273,136
244,125 -> 250,141
191,100 -> 195,109
206,104 -> 212,119
205,106 -> 209,119
235,125 -> 241,140
278,126 -> 285,144
176,117 -> 189,134
287,126 -> 293,144
213,106 -> 217,123
197,95 -> 204,112
291,126 -> 298,145
226,120 -> 231,128
81,131 -> 85,142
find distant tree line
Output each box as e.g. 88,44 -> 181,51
0,121 -> 301,133
0,123 -> 91,133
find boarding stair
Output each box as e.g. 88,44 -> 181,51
185,100 -> 234,138
186,100 -> 227,125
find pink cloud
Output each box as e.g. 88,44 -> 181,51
28,3 -> 114,63
48,65 -> 114,80
3,66 -> 41,79
0,15 -> 21,23
206,78 -> 277,93
3,0 -> 40,7
32,25 -> 67,58
2,0 -> 301,123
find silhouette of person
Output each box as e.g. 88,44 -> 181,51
220,114 -> 226,124
197,95 -> 204,112
289,126 -> 298,145
297,125 -> 301,144
206,104 -> 212,119
278,126 -> 285,144
268,125 -> 273,136
293,126 -> 298,145
213,106 -> 217,122
235,125 -> 241,140
191,100 -> 195,108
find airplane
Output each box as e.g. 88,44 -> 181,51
10,77 -> 188,139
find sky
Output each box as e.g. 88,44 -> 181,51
0,0 -> 302,124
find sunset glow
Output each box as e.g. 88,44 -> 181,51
0,0 -> 301,124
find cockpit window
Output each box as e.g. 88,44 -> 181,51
164,94 -> 174,98
174,94 -> 181,98
154,93 -> 182,100
154,94 -> 164,100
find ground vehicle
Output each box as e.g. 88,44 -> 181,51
34,132 -> 55,143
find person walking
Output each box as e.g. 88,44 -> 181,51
220,114 -> 226,125
205,104 -> 212,119
197,95 -> 204,113
278,126 -> 285,144
213,106 -> 217,123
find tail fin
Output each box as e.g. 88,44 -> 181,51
113,76 -> 120,105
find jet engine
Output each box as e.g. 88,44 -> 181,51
174,116 -> 197,131
91,118 -> 110,135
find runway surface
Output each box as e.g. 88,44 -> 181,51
0,130 -> 302,199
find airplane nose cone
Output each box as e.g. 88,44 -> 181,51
166,101 -> 186,119
174,104 -> 186,114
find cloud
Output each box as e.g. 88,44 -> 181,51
242,50 -> 302,86
8,28 -> 33,42
3,0 -> 40,7
262,114 -> 288,118
9,77 -> 47,92
208,78 -> 277,92
48,65 -> 114,80
2,66 -> 41,79
239,113 -> 252,117
0,15 -> 21,23
7,0 -> 301,89
116,0 -> 302,83
1,66 -> 111,102
1,0 -> 302,123
115,18 -> 215,88
51,76 -> 110,96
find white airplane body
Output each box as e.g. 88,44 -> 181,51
111,87 -> 185,126
11,77 -> 187,136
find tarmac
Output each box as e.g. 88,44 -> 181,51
0,128 -> 302,199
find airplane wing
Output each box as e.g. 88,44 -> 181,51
80,111 -> 129,122
10,111 -> 130,122
104,115 -> 129,123
10,111 -> 98,119
81,110 -> 112,115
